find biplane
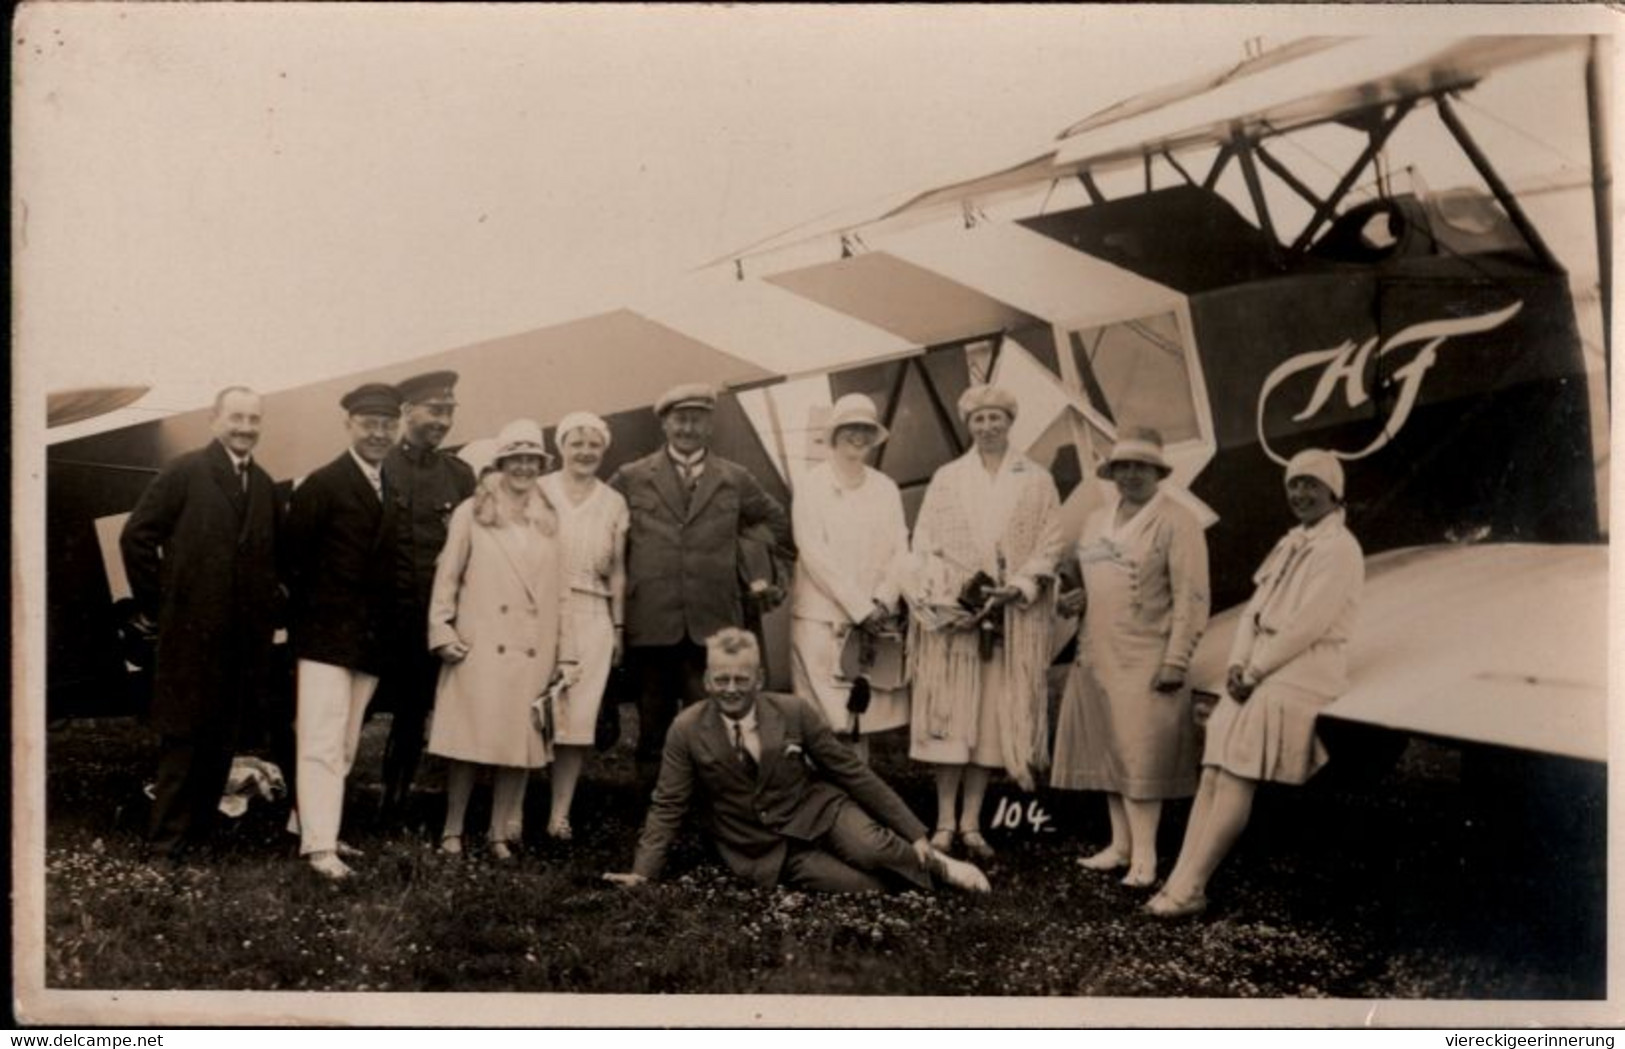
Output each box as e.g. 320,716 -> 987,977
46,35 -> 1609,778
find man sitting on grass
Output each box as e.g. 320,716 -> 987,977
605,628 -> 989,894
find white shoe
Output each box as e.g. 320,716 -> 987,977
334,840 -> 365,860
933,851 -> 990,893
307,851 -> 353,881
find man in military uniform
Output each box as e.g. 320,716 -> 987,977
376,370 -> 477,825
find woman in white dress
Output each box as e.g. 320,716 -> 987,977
1147,449 -> 1363,918
1051,427 -> 1210,888
428,419 -> 571,859
790,394 -> 911,762
907,385 -> 1062,860
538,411 -> 629,841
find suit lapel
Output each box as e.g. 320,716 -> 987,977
488,518 -> 543,607
699,702 -> 757,786
684,461 -> 723,523
208,441 -> 245,515
649,454 -> 688,520
755,696 -> 785,780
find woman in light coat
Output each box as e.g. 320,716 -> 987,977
790,394 -> 911,763
1148,449 -> 1363,917
428,419 -> 571,859
907,385 -> 1062,860
1052,427 -> 1210,888
538,411 -> 628,841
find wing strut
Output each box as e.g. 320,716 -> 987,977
1290,98 -> 1414,254
1435,94 -> 1561,272
1586,37 -> 1612,398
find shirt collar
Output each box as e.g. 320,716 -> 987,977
348,447 -> 382,480
216,441 -> 250,471
720,705 -> 758,734
667,445 -> 708,469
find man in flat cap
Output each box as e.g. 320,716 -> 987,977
609,382 -> 794,784
375,370 -> 477,825
281,383 -> 402,879
121,386 -> 281,863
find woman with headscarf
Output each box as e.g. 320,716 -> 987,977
790,394 -> 911,762
538,410 -> 629,841
427,419 -> 572,859
1147,449 -> 1363,917
906,384 -> 1062,860
1051,427 -> 1210,888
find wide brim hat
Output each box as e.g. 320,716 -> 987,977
655,382 -> 718,417
825,393 -> 889,446
490,418 -> 554,467
1096,427 -> 1172,479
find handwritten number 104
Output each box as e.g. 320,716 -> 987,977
992,797 -> 1053,834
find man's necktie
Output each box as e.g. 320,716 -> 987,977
237,459 -> 249,494
732,720 -> 758,778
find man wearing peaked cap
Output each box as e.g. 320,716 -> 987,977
375,370 -> 476,826
608,382 -> 794,784
653,382 -> 717,417
282,383 -> 404,879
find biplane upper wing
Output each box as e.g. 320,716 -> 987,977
710,35 -> 1592,266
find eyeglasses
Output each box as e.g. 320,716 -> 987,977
353,418 -> 400,434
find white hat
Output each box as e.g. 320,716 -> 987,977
1096,426 -> 1172,479
1285,448 -> 1344,500
825,394 -> 888,446
491,418 -> 553,467
556,410 -> 612,449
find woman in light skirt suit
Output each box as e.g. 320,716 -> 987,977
539,411 -> 628,841
1147,449 -> 1363,917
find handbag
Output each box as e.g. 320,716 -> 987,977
530,674 -> 567,750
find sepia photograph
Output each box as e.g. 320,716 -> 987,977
12,2 -> 1621,1029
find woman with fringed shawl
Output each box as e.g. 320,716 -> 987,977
906,385 -> 1062,861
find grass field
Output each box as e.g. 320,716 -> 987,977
41,708 -> 1605,999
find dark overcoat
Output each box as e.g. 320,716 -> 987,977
119,440 -> 280,737
632,691 -> 928,885
609,451 -> 793,647
281,451 -> 397,674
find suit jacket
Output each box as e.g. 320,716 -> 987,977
609,450 -> 793,647
281,451 -> 397,674
632,691 -> 928,885
119,440 -> 280,737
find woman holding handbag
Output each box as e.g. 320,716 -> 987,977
1050,427 -> 1210,889
789,394 -> 912,763
427,419 -> 573,859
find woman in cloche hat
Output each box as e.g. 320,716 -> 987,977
1147,449 -> 1363,918
1051,427 -> 1210,891
426,419 -> 573,859
789,394 -> 911,762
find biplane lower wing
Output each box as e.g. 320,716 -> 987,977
1187,543 -> 1608,764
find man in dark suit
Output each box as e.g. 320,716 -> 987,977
606,628 -> 989,893
375,370 -> 476,825
121,386 -> 281,862
608,383 -> 794,777
281,383 -> 402,880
